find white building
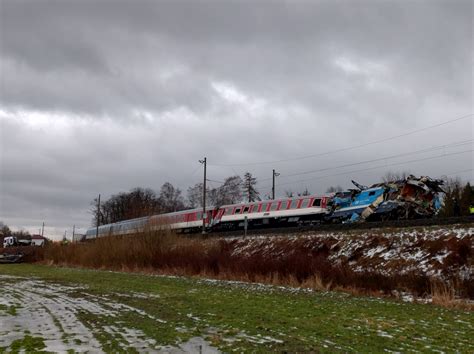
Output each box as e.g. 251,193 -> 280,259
31,235 -> 46,246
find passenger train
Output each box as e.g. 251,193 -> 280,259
85,194 -> 330,239
84,175 -> 444,239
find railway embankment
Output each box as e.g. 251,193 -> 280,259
3,223 -> 473,305
225,225 -> 473,300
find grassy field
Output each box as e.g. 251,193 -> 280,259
0,264 -> 472,353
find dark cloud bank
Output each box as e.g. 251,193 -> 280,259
0,0 -> 472,239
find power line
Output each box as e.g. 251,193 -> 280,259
259,167 -> 474,199
438,169 -> 474,179
272,139 -> 473,180
259,149 -> 474,189
209,113 -> 473,167
206,178 -> 225,184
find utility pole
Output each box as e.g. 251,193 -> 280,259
272,169 -> 280,200
96,194 -> 101,238
41,222 -> 44,237
72,224 -> 75,241
199,157 -> 207,234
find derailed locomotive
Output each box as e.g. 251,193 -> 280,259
85,175 -> 444,239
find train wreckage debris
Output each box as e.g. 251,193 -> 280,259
0,253 -> 24,264
329,175 -> 444,223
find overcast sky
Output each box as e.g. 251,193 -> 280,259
0,0 -> 472,240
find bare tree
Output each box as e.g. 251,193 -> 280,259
90,187 -> 161,226
187,183 -> 204,208
439,177 -> 464,217
326,185 -> 343,193
285,190 -> 294,198
158,182 -> 185,212
298,188 -> 311,196
0,222 -> 11,237
209,175 -> 243,206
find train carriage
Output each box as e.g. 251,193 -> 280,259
84,195 -> 331,238
212,195 -> 330,230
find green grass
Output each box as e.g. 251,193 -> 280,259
5,335 -> 48,354
0,304 -> 19,316
0,264 -> 473,353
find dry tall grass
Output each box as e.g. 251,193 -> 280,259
33,230 -> 473,307
430,280 -> 474,310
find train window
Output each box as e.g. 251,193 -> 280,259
252,204 -> 259,213
196,212 -> 202,220
312,199 -> 321,207
235,208 -> 241,214
270,203 -> 278,211
369,191 -> 376,196
243,206 -> 250,213
224,207 -> 232,215
260,203 -> 268,212
301,199 -> 310,208
290,199 -> 298,209
280,201 -> 289,209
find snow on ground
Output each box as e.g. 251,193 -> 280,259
0,275 -> 219,353
227,225 -> 474,280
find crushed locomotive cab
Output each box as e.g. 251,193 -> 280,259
328,175 -> 444,223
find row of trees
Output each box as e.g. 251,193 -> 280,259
92,172 -> 264,225
91,184 -> 185,226
0,222 -> 31,238
439,179 -> 473,217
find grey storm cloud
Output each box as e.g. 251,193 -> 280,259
0,0 -> 472,239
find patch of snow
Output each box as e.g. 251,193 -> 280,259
0,275 -> 217,353
377,330 -> 393,339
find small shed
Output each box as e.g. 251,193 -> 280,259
31,235 -> 46,246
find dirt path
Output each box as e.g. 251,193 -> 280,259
0,275 -> 218,353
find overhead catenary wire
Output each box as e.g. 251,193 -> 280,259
259,168 -> 474,199
202,141 -> 472,196
261,139 -> 473,181
438,168 -> 474,178
211,167 -> 474,202
258,149 -> 474,190
206,178 -> 225,184
208,113 -> 473,167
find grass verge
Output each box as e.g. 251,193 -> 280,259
0,264 -> 472,353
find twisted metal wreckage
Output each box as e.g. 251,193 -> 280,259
0,253 -> 24,263
329,175 -> 445,223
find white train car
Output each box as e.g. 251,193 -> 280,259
84,195 -> 331,238
84,208 -> 214,239
213,195 -> 330,230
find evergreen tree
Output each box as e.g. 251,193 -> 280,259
243,172 -> 259,202
460,182 -> 473,216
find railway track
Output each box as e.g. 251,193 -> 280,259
207,215 -> 474,238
